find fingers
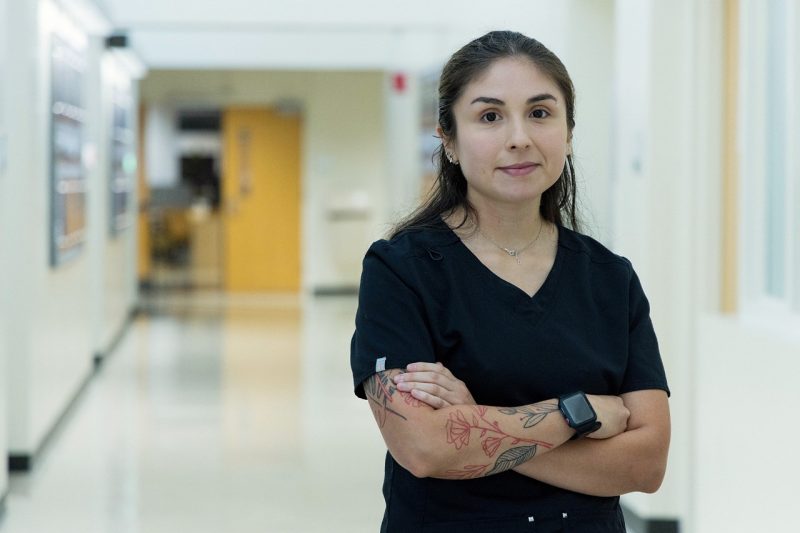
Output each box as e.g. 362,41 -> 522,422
408,388 -> 450,409
395,362 -> 476,408
406,362 -> 454,378
395,380 -> 452,402
394,371 -> 454,388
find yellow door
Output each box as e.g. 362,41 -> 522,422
222,108 -> 301,291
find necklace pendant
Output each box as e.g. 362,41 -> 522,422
504,248 -> 521,264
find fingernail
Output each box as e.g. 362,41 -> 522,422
407,363 -> 417,371
393,374 -> 404,383
396,382 -> 411,391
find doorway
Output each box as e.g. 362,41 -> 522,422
221,107 -> 302,292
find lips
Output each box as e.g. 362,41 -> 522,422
498,162 -> 539,176
499,162 -> 538,170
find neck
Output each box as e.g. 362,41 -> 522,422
463,194 -> 546,246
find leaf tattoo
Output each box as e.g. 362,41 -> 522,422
499,403 -> 559,428
485,445 -> 538,476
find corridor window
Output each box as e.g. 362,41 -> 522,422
764,0 -> 788,299
739,0 -> 799,317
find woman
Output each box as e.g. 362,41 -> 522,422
350,30 -> 670,532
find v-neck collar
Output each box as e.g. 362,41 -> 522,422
435,217 -> 565,309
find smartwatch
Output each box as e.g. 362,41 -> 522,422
558,391 -> 602,440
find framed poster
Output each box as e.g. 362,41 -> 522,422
110,84 -> 134,235
50,36 -> 86,266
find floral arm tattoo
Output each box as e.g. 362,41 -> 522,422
442,404 -> 559,479
365,369 -> 561,479
364,370 -> 424,428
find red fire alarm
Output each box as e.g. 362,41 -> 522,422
392,72 -> 407,93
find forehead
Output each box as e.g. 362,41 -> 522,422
459,56 -> 563,104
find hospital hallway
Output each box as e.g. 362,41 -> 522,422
3,1 -> 800,531
0,292 -> 385,533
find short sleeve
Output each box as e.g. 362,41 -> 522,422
350,242 -> 437,399
619,263 -> 671,397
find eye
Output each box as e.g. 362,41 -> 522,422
481,111 -> 501,123
531,108 -> 550,119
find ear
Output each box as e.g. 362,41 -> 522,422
436,126 -> 454,153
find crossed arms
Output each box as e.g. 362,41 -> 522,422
363,365 -> 670,496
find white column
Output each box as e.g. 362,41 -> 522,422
86,35 -> 107,360
562,0 -> 615,242
383,70 -> 421,221
612,1 -> 725,531
383,32 -> 423,224
0,0 -> 10,500
2,0 -> 40,456
127,82 -> 141,311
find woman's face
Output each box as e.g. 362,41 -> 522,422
444,57 -> 571,210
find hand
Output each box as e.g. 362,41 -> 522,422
585,395 -> 630,439
392,362 -> 476,409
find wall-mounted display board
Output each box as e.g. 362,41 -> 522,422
110,84 -> 134,235
50,36 -> 87,265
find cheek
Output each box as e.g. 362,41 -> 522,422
543,131 -> 570,161
457,133 -> 497,169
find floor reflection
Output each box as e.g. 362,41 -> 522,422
2,291 -> 385,533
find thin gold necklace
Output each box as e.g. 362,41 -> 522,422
478,222 -> 544,264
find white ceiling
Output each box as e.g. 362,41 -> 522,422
87,0 -> 569,71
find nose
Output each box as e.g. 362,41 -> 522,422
505,118 -> 532,151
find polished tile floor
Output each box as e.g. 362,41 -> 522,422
0,292 -> 386,533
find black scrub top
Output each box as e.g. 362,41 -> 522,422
350,219 -> 670,533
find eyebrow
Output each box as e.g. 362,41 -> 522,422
470,93 -> 558,106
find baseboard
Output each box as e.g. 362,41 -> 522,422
621,504 -> 680,533
0,491 -> 7,524
8,455 -> 31,472
312,285 -> 359,297
8,364 -> 95,473
94,307 -> 138,368
10,307 -> 138,473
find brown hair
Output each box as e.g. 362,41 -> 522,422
389,30 -> 579,238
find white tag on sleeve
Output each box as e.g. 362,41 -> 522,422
375,357 -> 386,372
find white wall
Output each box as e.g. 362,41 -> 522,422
87,38 -> 140,360
0,0 -> 137,461
144,103 -> 178,188
561,0 -> 614,242
695,317 -> 799,533
611,0 -> 727,530
0,0 -> 9,502
140,70 -> 387,291
302,72 -> 387,288
1,0 -> 93,455
612,0 -> 694,524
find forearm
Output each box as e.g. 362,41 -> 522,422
424,403 -> 575,479
390,366 -> 670,490
512,427 -> 667,496
366,371 -> 574,479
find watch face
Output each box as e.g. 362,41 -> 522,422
563,394 -> 594,424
